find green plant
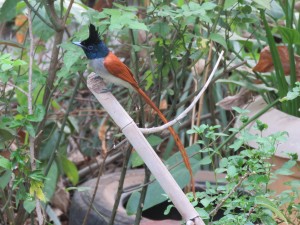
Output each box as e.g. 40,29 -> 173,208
164,113 -> 299,224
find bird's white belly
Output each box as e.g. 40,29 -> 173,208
89,58 -> 132,89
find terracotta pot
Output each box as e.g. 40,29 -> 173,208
235,96 -> 300,194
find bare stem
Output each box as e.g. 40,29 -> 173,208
27,8 -> 44,225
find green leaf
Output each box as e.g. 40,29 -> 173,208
278,26 -> 300,45
0,0 -> 19,22
255,196 -> 288,224
27,105 -> 45,122
0,156 -> 12,170
164,204 -> 174,215
177,0 -> 184,7
128,21 -> 149,31
147,135 -> 163,147
227,165 -> 237,177
150,22 -> 170,37
275,168 -> 294,176
23,198 -> 36,213
198,156 -> 212,165
253,0 -> 271,10
130,151 -> 144,168
201,2 -> 217,10
281,160 -> 297,169
43,161 -> 58,200
29,170 -> 45,182
219,158 -> 228,168
126,191 -> 140,215
127,145 -> 200,211
229,139 -> 243,151
61,156 -> 79,185
0,126 -> 15,142
34,105 -> 45,122
209,33 -> 227,49
65,186 -> 91,192
0,170 -> 12,189
1,63 -> 13,71
231,106 -> 249,114
195,207 -> 210,219
39,128 -> 59,160
25,122 -> 35,137
63,49 -> 82,71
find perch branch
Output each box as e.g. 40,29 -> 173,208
87,74 -> 205,225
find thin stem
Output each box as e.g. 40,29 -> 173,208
108,148 -> 132,225
216,98 -> 280,152
44,75 -> 81,175
134,167 -> 151,225
0,81 -> 29,97
82,152 -> 110,225
27,8 -> 44,225
24,0 -> 54,29
210,172 -> 253,217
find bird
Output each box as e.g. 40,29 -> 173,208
73,24 -> 195,194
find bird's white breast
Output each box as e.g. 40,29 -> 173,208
89,58 -> 132,89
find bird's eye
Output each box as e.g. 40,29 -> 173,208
88,46 -> 94,50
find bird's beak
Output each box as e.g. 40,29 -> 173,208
72,41 -> 84,48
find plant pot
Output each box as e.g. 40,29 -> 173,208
235,96 -> 300,194
69,170 -> 226,225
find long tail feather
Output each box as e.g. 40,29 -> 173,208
135,87 -> 195,195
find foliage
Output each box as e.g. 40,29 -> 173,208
166,110 -> 299,224
0,0 -> 300,224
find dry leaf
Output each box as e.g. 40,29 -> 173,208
15,15 -> 28,44
192,59 -> 206,76
51,178 -> 70,214
253,46 -> 300,81
216,88 -> 253,110
98,116 -> 109,156
93,0 -> 113,12
159,99 -> 168,111
68,150 -> 85,165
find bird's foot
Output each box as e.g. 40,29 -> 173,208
100,84 -> 114,93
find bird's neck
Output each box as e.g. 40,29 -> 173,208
96,42 -> 109,58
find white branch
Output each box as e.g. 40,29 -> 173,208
87,74 -> 205,225
140,50 -> 224,134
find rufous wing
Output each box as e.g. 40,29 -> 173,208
104,52 -> 139,89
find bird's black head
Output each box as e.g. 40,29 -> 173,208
73,24 -> 109,59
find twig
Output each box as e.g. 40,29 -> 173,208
27,8 -> 43,225
211,60 -> 247,83
24,0 -> 54,29
44,75 -> 81,176
82,147 -> 121,225
0,81 -> 29,97
43,0 -> 63,31
139,50 -> 224,134
62,0 -> 74,24
134,167 -> 151,225
209,172 -> 253,217
193,41 -> 214,142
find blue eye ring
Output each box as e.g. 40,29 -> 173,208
88,46 -> 93,50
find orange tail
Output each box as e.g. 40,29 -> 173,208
135,87 -> 195,195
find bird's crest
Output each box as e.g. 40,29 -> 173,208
82,24 -> 101,45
